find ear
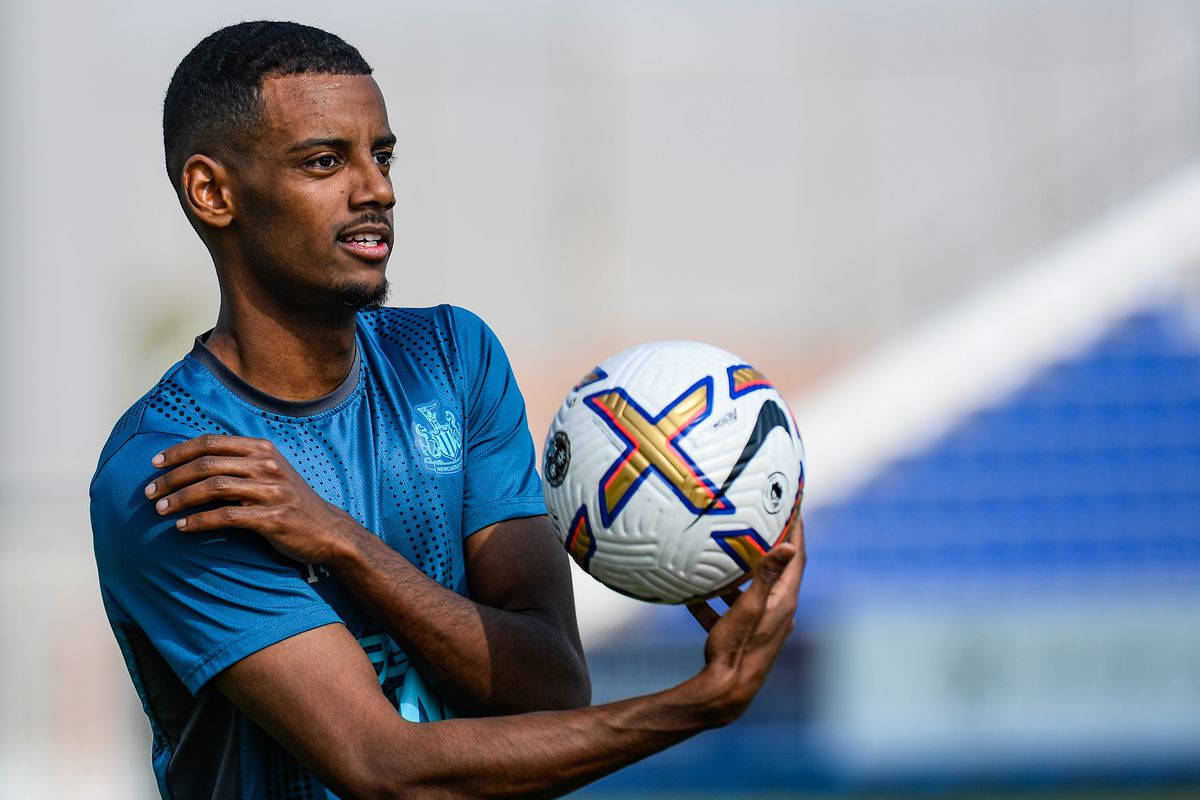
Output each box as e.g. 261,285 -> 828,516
181,154 -> 235,229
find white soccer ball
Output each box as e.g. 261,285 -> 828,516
541,341 -> 805,604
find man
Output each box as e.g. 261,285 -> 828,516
90,21 -> 805,800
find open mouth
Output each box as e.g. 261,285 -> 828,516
338,231 -> 391,261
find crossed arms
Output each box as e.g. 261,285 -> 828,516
142,434 -> 806,800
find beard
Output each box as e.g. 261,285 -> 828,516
335,276 -> 390,311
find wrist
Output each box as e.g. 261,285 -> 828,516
669,671 -> 740,731
322,504 -> 372,568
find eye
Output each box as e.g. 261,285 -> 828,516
307,154 -> 339,170
374,151 -> 395,167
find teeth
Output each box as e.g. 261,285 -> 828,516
346,233 -> 382,244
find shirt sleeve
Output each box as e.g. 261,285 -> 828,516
90,431 -> 343,694
451,306 -> 547,536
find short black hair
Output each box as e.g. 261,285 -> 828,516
162,21 -> 372,189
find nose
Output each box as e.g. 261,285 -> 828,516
349,156 -> 395,210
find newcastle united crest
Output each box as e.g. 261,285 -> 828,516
413,401 -> 462,474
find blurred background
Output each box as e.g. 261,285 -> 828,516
2,0 -> 1199,797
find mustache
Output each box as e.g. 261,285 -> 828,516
336,212 -> 392,238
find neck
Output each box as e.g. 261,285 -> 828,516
206,290 -> 359,403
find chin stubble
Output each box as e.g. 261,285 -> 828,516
337,278 -> 391,311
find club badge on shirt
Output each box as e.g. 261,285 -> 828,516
413,401 -> 463,474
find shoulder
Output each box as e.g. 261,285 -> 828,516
356,305 -> 508,377
89,426 -> 190,603
91,356 -> 212,500
356,304 -> 495,347
90,430 -> 178,530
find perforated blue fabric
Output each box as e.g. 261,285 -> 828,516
90,305 -> 546,800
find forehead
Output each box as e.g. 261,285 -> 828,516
256,73 -> 389,146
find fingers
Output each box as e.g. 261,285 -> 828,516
176,504 -> 271,532
685,518 -> 809,638
722,513 -> 804,617
764,511 -> 806,605
144,436 -> 291,523
751,521 -> 806,645
777,512 -> 807,596
790,511 -> 806,560
689,579 -> 756,634
750,543 -> 796,594
737,543 -> 799,633
705,544 -> 796,631
152,476 -> 275,516
687,601 -> 721,632
153,434 -> 276,469
145,455 -> 261,499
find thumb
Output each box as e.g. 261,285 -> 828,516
734,543 -> 797,614
754,543 -> 796,584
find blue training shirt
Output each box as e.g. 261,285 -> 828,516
90,305 -> 547,800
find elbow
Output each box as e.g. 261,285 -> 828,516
332,765 -> 401,800
355,778 -> 427,800
328,735 -> 432,800
344,758 -> 442,800
358,769 -> 487,800
354,783 -> 439,800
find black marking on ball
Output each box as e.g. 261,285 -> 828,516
763,471 -> 787,513
545,430 -> 571,487
687,399 -> 791,528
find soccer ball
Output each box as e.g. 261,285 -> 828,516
541,341 -> 805,604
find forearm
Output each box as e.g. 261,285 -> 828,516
372,675 -> 724,800
328,519 -> 589,714
217,523 -> 803,800
218,623 -> 731,800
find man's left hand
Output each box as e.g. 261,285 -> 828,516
144,433 -> 362,564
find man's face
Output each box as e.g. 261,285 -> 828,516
229,73 -> 396,311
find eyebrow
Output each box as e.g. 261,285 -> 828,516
286,134 -> 397,154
